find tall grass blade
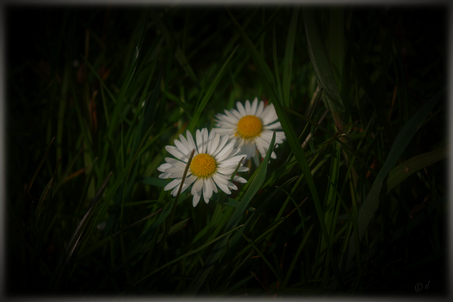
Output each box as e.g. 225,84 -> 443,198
106,10 -> 149,139
386,145 -> 447,193
28,137 -> 55,199
340,87 -> 445,278
187,45 -> 239,133
303,8 -> 344,113
49,171 -> 113,291
282,8 -> 299,107
132,224 -> 245,288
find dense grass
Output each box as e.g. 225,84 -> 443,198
6,5 -> 447,297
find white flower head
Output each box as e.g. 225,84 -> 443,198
157,128 -> 249,207
214,97 -> 286,166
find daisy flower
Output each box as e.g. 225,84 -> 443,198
214,97 -> 286,165
157,128 -> 249,207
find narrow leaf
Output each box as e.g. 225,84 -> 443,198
303,8 -> 345,113
340,87 -> 445,277
387,145 -> 447,193
49,171 -> 113,291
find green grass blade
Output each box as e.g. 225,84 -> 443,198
27,137 -> 55,198
35,178 -> 53,222
303,8 -> 344,113
272,24 -> 283,101
340,87 -> 445,276
282,8 -> 299,106
227,9 -> 275,87
360,196 -> 446,263
76,208 -> 162,260
234,227 -> 284,284
187,44 -> 238,133
49,171 -> 113,291
150,9 -> 198,84
282,224 -> 314,289
328,7 -> 344,88
131,224 -> 245,288
387,145 -> 447,193
344,28 -> 376,108
106,10 -> 149,139
119,122 -> 156,259
161,89 -> 192,121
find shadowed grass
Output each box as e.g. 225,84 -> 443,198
6,5 -> 447,297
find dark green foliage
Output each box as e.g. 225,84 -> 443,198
6,5 -> 447,297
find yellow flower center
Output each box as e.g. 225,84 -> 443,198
236,115 -> 263,139
190,153 -> 217,178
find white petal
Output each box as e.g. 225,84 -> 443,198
174,139 -> 189,155
238,166 -> 249,172
217,167 -> 237,175
203,179 -> 212,203
242,143 -> 256,159
271,151 -> 277,159
206,133 -> 214,154
183,175 -> 198,189
186,130 -> 197,152
164,178 -> 182,191
212,135 -> 231,157
192,192 -> 201,207
252,153 -> 260,166
208,177 -> 218,193
276,131 -> 286,141
202,128 -> 209,153
230,108 -> 242,120
256,101 -> 265,118
157,163 -> 172,172
227,181 -> 238,191
216,111 -> 238,127
260,131 -> 274,141
165,157 -> 186,166
179,134 -> 192,151
234,175 -> 247,183
245,100 -> 251,115
262,105 -> 278,125
260,103 -> 275,123
166,146 -> 187,161
264,121 -> 282,130
208,133 -> 220,155
236,101 -> 247,116
251,97 -> 258,115
196,129 -> 203,154
208,128 -> 216,140
224,109 -> 240,123
212,127 -> 232,134
171,185 -> 180,196
255,137 -> 268,158
236,138 -> 245,149
213,174 -> 231,194
191,178 -> 203,195
213,173 -> 228,184
165,166 -> 185,174
215,139 -> 235,162
172,175 -> 197,196
168,171 -> 185,178
229,147 -> 242,157
218,155 -> 246,167
159,172 -> 172,179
